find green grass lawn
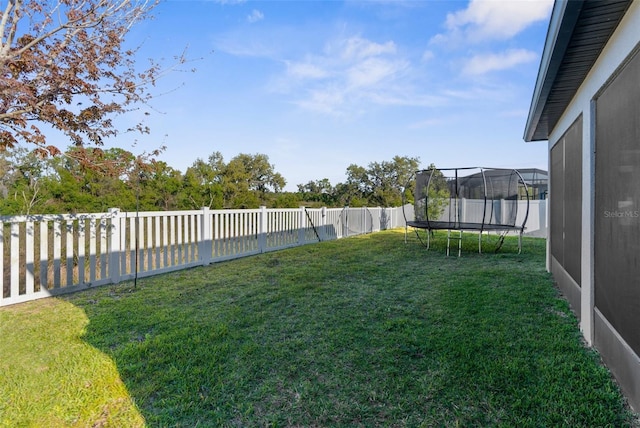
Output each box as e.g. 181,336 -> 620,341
1,230 -> 637,427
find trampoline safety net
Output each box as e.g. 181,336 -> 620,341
404,167 -> 529,255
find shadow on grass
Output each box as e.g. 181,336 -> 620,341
0,297 -> 145,427
32,231 -> 637,426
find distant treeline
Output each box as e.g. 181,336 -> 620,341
0,147 -> 421,215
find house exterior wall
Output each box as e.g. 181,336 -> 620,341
545,0 -> 640,411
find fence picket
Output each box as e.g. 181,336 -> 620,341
128,216 -> 135,275
66,220 -> 74,286
162,215 -> 169,268
78,218 -> 86,284
100,218 -> 108,280
25,221 -> 34,296
170,215 -> 176,266
155,216 -> 161,269
190,214 -> 197,263
10,223 -> 19,297
53,221 -> 62,287
88,219 -> 96,284
145,217 -> 153,271
39,221 -> 47,290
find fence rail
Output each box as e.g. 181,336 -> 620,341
1,206 -> 406,307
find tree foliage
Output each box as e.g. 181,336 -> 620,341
0,146 -> 47,213
338,156 -> 419,207
0,0 -> 167,157
295,156 -> 421,208
0,148 -> 424,215
297,178 -> 335,206
411,163 -> 450,222
424,165 -> 450,221
181,152 -> 285,209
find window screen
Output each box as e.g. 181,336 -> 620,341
550,141 -> 564,265
595,47 -> 640,356
550,116 -> 582,285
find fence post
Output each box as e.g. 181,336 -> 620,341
321,207 -> 327,241
298,206 -> 306,245
108,208 -> 121,284
200,207 -> 212,265
258,206 -> 267,253
343,206 -> 349,238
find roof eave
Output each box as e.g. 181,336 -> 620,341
524,0 -> 584,142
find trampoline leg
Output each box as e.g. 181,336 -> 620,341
427,229 -> 431,250
478,233 -> 482,254
458,230 -> 462,257
446,229 -> 450,256
518,231 -> 522,254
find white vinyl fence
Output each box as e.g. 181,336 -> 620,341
0,206 -> 406,307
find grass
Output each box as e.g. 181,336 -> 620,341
0,229 -> 637,427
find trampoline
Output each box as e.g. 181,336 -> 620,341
403,167 -> 529,256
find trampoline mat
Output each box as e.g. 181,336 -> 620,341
407,221 -> 521,232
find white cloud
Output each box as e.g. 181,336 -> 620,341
276,35 -> 414,115
286,61 -> 330,79
366,91 -> 447,108
214,29 -> 279,58
443,83 -> 515,103
296,87 -> 346,115
346,57 -> 408,88
421,50 -> 434,62
435,0 -> 553,44
336,37 -> 397,61
462,48 -> 538,75
247,9 -> 264,23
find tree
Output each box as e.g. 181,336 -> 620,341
423,164 -> 450,221
179,152 -> 286,209
45,147 -> 137,212
339,164 -> 369,206
224,153 -> 285,208
0,146 -> 52,214
297,178 -> 334,206
228,153 -> 285,194
139,160 -> 183,211
339,156 -> 420,207
367,156 -> 419,207
181,153 -> 224,209
271,192 -> 300,208
0,0 -> 173,157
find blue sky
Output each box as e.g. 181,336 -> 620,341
119,0 -> 553,190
